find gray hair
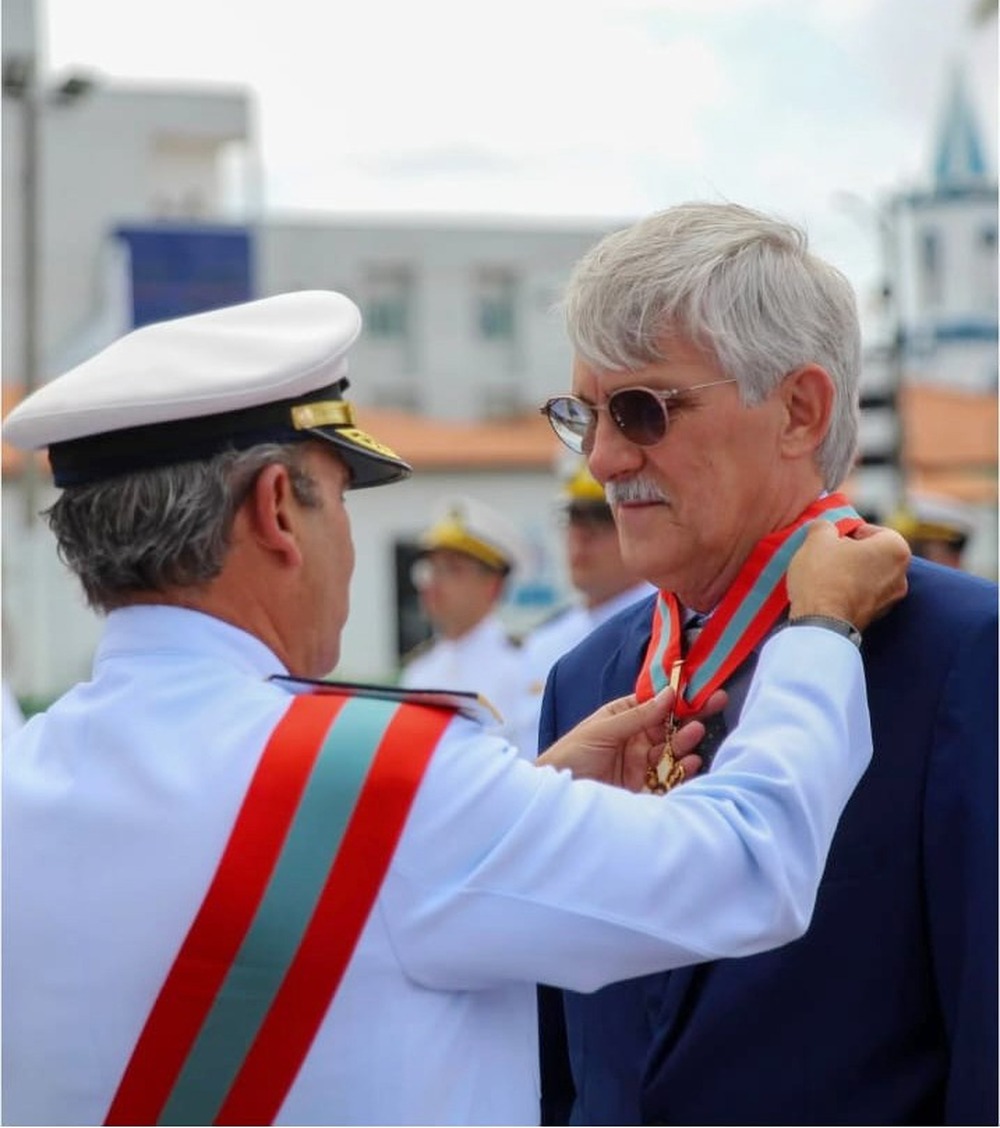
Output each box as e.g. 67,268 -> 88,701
563,201 -> 861,488
45,443 -> 321,613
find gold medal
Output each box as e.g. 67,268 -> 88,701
644,659 -> 686,795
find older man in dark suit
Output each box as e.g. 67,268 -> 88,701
537,202 -> 998,1126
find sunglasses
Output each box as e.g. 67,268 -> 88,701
540,379 -> 738,454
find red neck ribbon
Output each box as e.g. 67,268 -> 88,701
635,492 -> 862,716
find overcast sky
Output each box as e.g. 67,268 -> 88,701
41,0 -> 998,310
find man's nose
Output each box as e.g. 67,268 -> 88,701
586,409 -> 643,485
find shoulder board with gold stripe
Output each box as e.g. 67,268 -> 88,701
268,675 -> 502,727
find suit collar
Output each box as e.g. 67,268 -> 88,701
599,594 -> 656,697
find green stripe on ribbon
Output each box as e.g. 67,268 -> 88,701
158,695 -> 398,1126
649,592 -> 673,695
686,506 -> 857,699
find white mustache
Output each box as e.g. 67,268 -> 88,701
605,477 -> 669,506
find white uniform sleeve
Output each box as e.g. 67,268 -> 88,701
380,626 -> 871,992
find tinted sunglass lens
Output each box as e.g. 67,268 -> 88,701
546,398 -> 595,453
609,389 -> 667,445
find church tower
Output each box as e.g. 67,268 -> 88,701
892,66 -> 998,391
884,60 -> 998,577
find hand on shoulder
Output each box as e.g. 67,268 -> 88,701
787,522 -> 911,631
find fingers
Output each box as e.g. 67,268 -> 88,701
598,687 -> 674,723
787,520 -> 911,630
857,527 -> 911,622
598,693 -> 639,717
840,526 -> 911,615
847,521 -> 881,541
695,688 -> 727,720
670,718 -> 705,757
803,520 -> 837,546
675,752 -> 702,782
604,681 -> 676,735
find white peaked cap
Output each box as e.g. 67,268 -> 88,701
2,290 -> 412,490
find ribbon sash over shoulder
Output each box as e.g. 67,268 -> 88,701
105,692 -> 452,1126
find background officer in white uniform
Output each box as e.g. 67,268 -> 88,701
514,458 -> 654,756
1,290 -> 910,1127
401,495 -> 526,741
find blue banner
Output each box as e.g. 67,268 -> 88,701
114,224 -> 254,329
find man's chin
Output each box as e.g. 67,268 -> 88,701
619,535 -> 686,591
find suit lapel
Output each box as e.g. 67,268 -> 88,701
600,598 -> 655,699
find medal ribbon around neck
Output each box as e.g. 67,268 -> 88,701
635,492 -> 862,715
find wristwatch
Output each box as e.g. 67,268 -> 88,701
785,614 -> 862,648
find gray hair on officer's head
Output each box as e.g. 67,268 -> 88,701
45,443 -> 320,613
562,201 -> 861,489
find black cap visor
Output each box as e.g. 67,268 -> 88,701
47,382 -> 411,489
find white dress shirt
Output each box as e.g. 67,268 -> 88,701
3,604 -> 871,1126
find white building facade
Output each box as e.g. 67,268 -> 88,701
259,217 -> 607,419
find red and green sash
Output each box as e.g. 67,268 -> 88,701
105,689 -> 454,1126
635,493 -> 862,715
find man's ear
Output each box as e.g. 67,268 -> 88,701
244,462 -> 304,568
779,364 -> 834,460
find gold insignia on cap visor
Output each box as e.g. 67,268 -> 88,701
292,399 -> 411,489
291,401 -> 405,461
337,427 -> 404,461
291,401 -> 356,429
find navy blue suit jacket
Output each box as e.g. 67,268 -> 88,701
538,558 -> 998,1126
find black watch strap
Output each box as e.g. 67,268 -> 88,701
785,614 -> 862,648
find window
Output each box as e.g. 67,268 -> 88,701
918,229 -> 943,308
476,269 -> 516,341
975,224 -> 998,308
364,267 -> 412,341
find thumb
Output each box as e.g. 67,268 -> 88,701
803,519 -> 838,545
597,686 -> 676,735
848,521 -> 882,541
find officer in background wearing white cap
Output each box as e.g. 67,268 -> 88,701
888,492 -> 975,570
401,495 -> 527,746
513,459 -> 655,758
1,290 -> 910,1127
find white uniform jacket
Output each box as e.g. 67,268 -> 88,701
3,605 -> 871,1126
400,612 -> 523,743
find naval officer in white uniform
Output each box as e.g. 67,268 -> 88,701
2,290 -> 910,1127
401,496 -> 526,743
